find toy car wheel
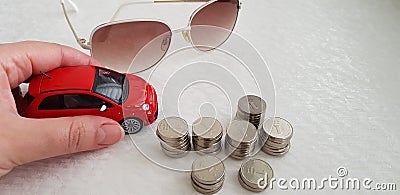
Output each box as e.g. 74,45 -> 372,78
120,118 -> 143,134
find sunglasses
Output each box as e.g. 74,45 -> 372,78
60,0 -> 241,73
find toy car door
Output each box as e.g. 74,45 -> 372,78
36,93 -> 116,119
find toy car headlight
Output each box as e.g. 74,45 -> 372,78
142,104 -> 150,111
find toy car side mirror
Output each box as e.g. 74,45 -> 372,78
100,105 -> 107,112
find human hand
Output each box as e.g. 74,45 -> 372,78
0,41 -> 124,177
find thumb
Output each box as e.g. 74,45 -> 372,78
8,115 -> 124,165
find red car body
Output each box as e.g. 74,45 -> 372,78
19,65 -> 158,134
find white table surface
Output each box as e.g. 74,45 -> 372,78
0,0 -> 399,194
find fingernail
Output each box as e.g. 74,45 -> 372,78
97,124 -> 124,145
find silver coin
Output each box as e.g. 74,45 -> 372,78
240,158 -> 273,190
157,117 -> 189,140
193,140 -> 221,148
191,173 -> 224,190
192,155 -> 225,185
225,136 -> 257,159
192,117 -> 223,156
262,117 -> 293,140
224,142 -> 255,160
229,153 -> 252,160
236,110 -> 265,129
265,136 -> 291,144
226,120 -> 257,144
156,131 -> 189,143
157,117 -> 192,158
194,142 -> 222,153
161,148 -> 189,158
193,143 -> 221,151
262,144 -> 290,156
262,150 -> 288,156
224,138 -> 243,151
161,142 -> 191,153
264,140 -> 290,149
193,135 -> 222,146
191,178 -> 224,194
192,117 -> 223,140
230,149 -> 255,158
192,136 -> 222,145
264,134 -> 291,142
225,135 -> 257,151
194,146 -> 222,155
238,170 -> 266,192
159,135 -> 190,146
225,141 -> 256,153
236,111 -> 263,120
238,95 -> 267,115
193,139 -> 222,147
224,141 -> 235,153
161,141 -> 190,151
262,143 -> 290,153
258,132 -> 268,143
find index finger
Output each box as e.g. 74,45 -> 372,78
0,41 -> 101,88
0,41 -> 101,114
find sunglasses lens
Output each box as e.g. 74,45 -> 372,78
91,21 -> 171,73
190,0 -> 239,51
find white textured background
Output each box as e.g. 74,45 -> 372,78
0,0 -> 399,194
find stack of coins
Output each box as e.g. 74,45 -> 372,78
236,95 -> 267,129
260,117 -> 293,156
156,117 -> 191,158
225,120 -> 258,159
238,158 -> 274,192
192,117 -> 223,154
191,155 -> 225,194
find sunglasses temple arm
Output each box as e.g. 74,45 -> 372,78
154,0 -> 209,2
109,0 -> 210,22
60,0 -> 91,50
109,0 -> 154,22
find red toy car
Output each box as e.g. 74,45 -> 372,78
18,65 -> 158,134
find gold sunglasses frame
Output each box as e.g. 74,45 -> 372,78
60,0 -> 241,50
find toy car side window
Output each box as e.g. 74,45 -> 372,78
38,95 -> 62,110
63,94 -> 113,109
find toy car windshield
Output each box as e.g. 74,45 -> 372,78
93,67 -> 129,104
